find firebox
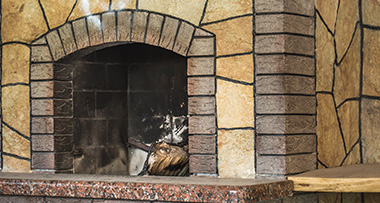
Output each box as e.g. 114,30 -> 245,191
53,43 -> 188,175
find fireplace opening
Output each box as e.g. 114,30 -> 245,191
53,43 -> 188,175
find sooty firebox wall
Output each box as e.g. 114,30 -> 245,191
53,43 -> 188,175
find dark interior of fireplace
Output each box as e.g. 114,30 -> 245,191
53,43 -> 188,175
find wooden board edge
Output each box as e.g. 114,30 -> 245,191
288,177 -> 380,193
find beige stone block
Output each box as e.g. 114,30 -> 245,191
217,54 -> 253,83
318,162 -> 326,169
315,0 -> 339,31
31,63 -> 54,80
87,15 -> 103,46
40,0 -> 76,29
58,23 -> 77,55
363,0 -> 380,26
361,98 -> 380,164
46,30 -> 65,61
146,13 -> 164,46
72,18 -> 90,50
316,14 -> 334,92
173,22 -> 195,56
2,86 -> 30,137
111,0 -> 136,10
337,101 -> 359,150
2,0 -> 48,43
138,0 -> 206,25
131,11 -> 148,43
202,0 -> 252,23
334,27 -> 361,105
31,46 -> 52,62
3,125 -> 30,159
255,0 -> 314,16
203,16 -> 252,56
2,44 -> 30,84
2,155 -> 30,173
68,0 -> 109,21
317,94 -> 346,167
102,12 -> 117,43
335,0 -> 359,61
159,17 -> 179,51
216,79 -> 254,128
342,144 -> 360,166
218,130 -> 255,178
117,11 -> 132,42
256,14 -> 314,36
363,28 -> 380,97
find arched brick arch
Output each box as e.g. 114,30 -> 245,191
29,10 -> 217,175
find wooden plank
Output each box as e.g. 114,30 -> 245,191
288,164 -> 380,193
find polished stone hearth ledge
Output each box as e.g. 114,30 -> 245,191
0,173 -> 292,202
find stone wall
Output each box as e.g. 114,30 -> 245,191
315,0 -> 380,202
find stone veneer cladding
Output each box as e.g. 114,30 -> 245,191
2,0 -> 380,202
0,0 -> 356,202
1,0 -> 256,178
315,0 -> 380,201
254,0 -> 316,177
0,0 -> 318,181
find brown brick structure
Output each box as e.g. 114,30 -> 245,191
254,0 -> 317,177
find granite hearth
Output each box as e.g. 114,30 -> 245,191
0,173 -> 292,202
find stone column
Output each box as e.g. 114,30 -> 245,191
254,0 -> 316,177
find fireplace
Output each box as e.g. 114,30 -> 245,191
27,10 -> 217,176
1,0 -> 318,178
0,0 -> 320,202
